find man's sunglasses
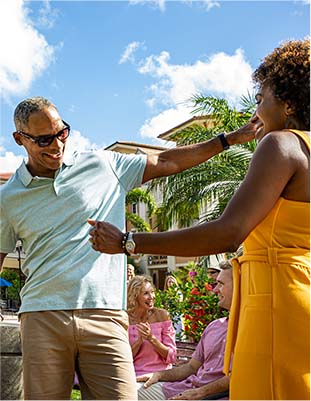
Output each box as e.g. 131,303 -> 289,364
15,121 -> 70,147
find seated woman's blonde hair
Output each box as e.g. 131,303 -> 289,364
127,275 -> 154,310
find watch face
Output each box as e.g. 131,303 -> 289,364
126,241 -> 135,253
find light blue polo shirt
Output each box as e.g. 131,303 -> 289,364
0,149 -> 147,313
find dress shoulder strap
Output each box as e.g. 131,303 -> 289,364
287,129 -> 310,151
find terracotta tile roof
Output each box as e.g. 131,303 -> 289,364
158,115 -> 214,140
0,172 -> 13,180
105,141 -> 167,154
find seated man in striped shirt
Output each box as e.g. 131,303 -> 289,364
137,260 -> 232,400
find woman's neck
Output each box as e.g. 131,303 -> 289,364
129,307 -> 152,323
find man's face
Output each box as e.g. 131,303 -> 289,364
127,266 -> 135,281
207,268 -> 220,282
213,269 -> 233,311
13,106 -> 67,178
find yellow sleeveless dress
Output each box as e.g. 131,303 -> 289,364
224,130 -> 310,400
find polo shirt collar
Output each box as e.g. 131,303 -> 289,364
17,152 -> 76,187
17,161 -> 33,187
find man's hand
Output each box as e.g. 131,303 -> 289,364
88,220 -> 124,254
169,388 -> 204,400
226,114 -> 263,145
136,371 -> 161,388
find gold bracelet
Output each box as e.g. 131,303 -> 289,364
148,335 -> 156,345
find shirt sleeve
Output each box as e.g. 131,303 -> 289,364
0,203 -> 18,253
105,150 -> 147,191
192,325 -> 209,363
161,320 -> 177,364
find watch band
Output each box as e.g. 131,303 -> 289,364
217,133 -> 230,150
126,232 -> 136,254
122,231 -> 136,255
121,232 -> 130,256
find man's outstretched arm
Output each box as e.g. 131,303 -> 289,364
142,119 -> 259,183
143,116 -> 259,182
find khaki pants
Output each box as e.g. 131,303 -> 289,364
137,382 -> 166,400
20,309 -> 137,400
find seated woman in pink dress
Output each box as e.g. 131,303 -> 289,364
127,275 -> 176,376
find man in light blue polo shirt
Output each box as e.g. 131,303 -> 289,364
0,97 -> 256,400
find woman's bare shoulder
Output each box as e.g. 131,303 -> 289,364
150,308 -> 171,323
262,129 -> 309,151
252,130 -> 309,201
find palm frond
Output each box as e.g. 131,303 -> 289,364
239,90 -> 256,114
153,92 -> 258,230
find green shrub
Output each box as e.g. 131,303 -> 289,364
155,264 -> 227,342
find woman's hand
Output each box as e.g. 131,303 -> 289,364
136,322 -> 152,341
88,220 -> 124,254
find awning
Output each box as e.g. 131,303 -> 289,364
0,278 -> 13,287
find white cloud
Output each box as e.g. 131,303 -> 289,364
129,0 -> 166,12
183,0 -> 220,11
64,130 -> 100,155
0,152 -> 24,173
133,48 -> 253,140
130,0 -> 220,12
119,41 -> 145,64
202,0 -> 221,11
139,105 -> 192,140
36,0 -> 59,29
138,48 -> 253,107
0,0 -> 55,99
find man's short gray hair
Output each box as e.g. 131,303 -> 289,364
14,97 -> 57,130
218,260 -> 232,271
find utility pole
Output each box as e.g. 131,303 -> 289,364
15,240 -> 23,307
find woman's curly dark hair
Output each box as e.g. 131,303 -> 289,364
253,38 -> 310,129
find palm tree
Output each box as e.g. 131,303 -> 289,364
153,93 -> 256,230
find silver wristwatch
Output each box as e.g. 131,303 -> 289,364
125,232 -> 136,255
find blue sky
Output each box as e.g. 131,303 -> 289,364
0,0 -> 309,172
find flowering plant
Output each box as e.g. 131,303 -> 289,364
155,265 -> 227,342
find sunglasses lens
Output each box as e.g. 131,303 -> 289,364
37,127 -> 70,147
38,137 -> 54,147
58,127 -> 70,140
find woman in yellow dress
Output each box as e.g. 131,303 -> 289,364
89,39 -> 310,400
